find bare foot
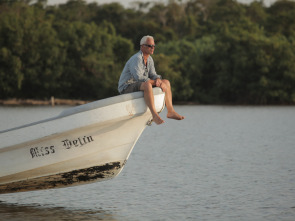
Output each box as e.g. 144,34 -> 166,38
152,114 -> 164,125
167,111 -> 185,120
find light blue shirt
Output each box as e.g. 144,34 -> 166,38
118,51 -> 161,93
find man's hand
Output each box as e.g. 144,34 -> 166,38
155,78 -> 167,92
155,78 -> 162,87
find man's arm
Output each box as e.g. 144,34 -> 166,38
148,56 -> 162,81
129,56 -> 147,82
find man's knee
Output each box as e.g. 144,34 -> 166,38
140,81 -> 153,91
162,79 -> 171,87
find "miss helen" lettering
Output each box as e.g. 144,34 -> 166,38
62,135 -> 94,149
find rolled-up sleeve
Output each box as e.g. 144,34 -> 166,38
148,56 -> 162,80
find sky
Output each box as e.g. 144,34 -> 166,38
46,0 -> 278,7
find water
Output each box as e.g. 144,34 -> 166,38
0,105 -> 295,221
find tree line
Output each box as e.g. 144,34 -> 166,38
0,0 -> 294,104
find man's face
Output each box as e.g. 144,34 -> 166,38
142,38 -> 155,55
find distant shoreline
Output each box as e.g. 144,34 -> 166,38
0,97 -> 193,106
0,98 -> 293,106
0,98 -> 92,106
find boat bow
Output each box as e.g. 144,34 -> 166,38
0,88 -> 165,194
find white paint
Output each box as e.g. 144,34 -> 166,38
0,88 -> 165,189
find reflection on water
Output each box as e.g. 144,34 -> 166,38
0,201 -> 117,221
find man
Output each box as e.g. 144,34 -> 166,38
118,35 -> 184,125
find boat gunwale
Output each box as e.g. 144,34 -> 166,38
0,88 -> 164,134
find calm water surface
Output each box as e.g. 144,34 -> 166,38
0,105 -> 295,221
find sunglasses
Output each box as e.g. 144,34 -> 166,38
144,44 -> 156,48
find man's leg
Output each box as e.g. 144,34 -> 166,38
161,79 -> 184,120
140,81 -> 164,125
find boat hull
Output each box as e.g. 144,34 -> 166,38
0,161 -> 123,194
0,88 -> 165,194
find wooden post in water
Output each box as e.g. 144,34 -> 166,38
51,96 -> 55,106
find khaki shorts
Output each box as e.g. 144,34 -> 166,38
121,82 -> 142,94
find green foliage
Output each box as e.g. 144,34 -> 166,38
265,0 -> 295,39
0,1 -> 66,98
0,0 -> 294,104
55,21 -> 133,99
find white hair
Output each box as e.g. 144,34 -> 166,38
140,35 -> 154,45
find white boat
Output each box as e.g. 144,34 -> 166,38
0,88 -> 165,194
